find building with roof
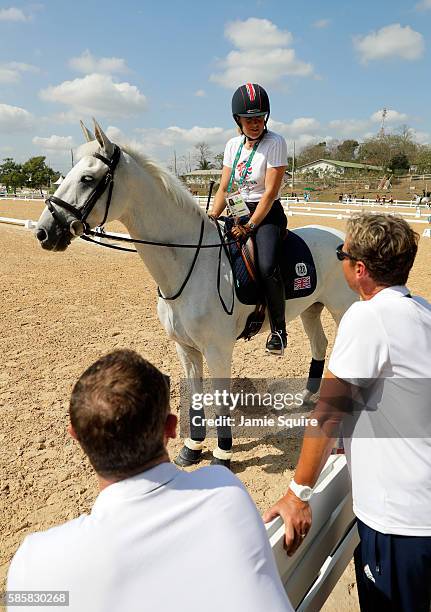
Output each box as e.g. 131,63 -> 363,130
297,159 -> 383,177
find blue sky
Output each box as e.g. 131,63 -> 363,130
1,0 -> 431,174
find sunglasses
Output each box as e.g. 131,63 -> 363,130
336,244 -> 357,262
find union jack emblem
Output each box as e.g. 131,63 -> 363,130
245,83 -> 256,102
294,276 -> 311,291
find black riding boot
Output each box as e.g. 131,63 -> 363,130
263,267 -> 287,354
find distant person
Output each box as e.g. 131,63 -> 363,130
338,193 -> 343,202
8,350 -> 293,612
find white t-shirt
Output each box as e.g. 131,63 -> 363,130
328,286 -> 431,536
223,131 -> 288,202
7,462 -> 292,612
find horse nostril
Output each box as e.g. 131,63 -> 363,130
36,228 -> 47,242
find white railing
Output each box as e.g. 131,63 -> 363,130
193,196 -> 428,209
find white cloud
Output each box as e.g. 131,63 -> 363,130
165,125 -> 233,145
0,103 -> 34,132
69,50 -> 129,75
0,7 -> 29,21
32,135 -> 75,151
354,24 -> 424,62
370,109 -> 408,123
39,73 -> 147,118
329,118 -> 371,136
313,19 -> 331,29
210,18 -> 313,88
0,61 -> 39,83
225,17 -> 292,48
195,89 -> 206,97
410,129 -> 429,144
269,117 -> 320,137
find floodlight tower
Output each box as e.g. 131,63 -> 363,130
379,108 -> 387,138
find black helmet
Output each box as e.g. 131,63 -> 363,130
232,83 -> 270,120
231,83 -> 270,139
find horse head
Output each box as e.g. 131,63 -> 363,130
36,119 -> 126,251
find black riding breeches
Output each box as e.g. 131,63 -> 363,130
247,199 -> 287,330
247,199 -> 287,279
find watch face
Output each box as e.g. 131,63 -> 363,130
299,488 -> 312,501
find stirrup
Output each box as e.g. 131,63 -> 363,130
265,330 -> 287,356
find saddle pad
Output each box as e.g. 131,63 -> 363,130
280,230 -> 317,300
222,218 -> 317,305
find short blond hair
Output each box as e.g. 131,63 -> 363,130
346,213 -> 419,285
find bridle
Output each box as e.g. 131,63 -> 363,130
45,145 -> 121,236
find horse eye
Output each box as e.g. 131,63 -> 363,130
81,175 -> 94,184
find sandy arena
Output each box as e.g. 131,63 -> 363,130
1,199 -> 430,611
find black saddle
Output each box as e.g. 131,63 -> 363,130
223,218 -> 317,306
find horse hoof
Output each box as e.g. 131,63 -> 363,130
210,456 -> 231,470
174,445 -> 203,467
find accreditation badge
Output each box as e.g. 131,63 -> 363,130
226,191 -> 250,218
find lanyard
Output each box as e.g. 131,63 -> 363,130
227,138 -> 260,194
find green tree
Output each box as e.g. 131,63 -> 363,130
414,146 -> 431,174
297,141 -> 329,167
357,128 -> 419,170
22,156 -> 56,195
389,153 -> 410,174
0,158 -> 25,195
335,139 -> 359,161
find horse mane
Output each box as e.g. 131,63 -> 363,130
121,145 -> 206,219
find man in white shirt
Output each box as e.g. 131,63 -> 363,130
264,214 -> 431,612
7,350 -> 292,612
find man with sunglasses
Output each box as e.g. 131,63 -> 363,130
264,213 -> 431,612
7,350 -> 293,611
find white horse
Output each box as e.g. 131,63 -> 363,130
35,120 -> 357,468
415,194 -> 431,208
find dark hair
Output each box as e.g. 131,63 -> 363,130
346,213 -> 419,286
69,350 -> 170,478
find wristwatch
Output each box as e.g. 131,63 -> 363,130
289,479 -> 313,502
245,221 -> 256,233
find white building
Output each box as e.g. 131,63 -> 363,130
297,159 -> 383,177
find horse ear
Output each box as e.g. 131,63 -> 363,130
80,120 -> 95,143
93,118 -> 114,156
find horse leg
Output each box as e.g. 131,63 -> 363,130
204,345 -> 234,469
174,343 -> 206,467
300,302 -> 327,404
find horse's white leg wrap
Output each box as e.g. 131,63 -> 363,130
184,438 -> 205,451
212,446 -> 233,460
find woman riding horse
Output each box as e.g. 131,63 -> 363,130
209,83 -> 288,354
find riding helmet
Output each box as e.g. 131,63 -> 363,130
232,83 -> 270,121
